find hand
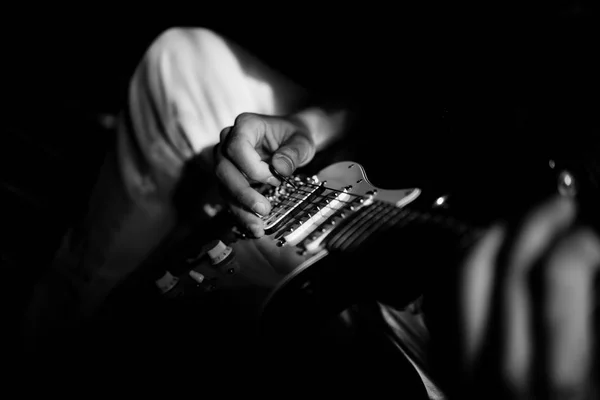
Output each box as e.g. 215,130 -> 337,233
213,112 -> 316,237
427,195 -> 600,399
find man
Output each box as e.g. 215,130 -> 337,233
23,19 -> 598,398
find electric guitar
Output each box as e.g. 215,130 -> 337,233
108,161 -> 475,324
106,157 -> 583,341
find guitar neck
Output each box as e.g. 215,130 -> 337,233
325,199 -> 484,254
259,198 -> 487,339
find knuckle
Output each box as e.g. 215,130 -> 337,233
240,164 -> 263,182
234,112 -> 257,126
232,188 -> 246,205
234,112 -> 267,135
235,189 -> 254,209
224,135 -> 243,160
219,126 -> 232,142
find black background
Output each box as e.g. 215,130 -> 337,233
3,3 -> 598,114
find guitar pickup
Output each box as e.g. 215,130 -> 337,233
262,182 -> 324,234
281,190 -> 354,247
299,194 -> 374,253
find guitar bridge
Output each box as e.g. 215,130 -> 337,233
262,177 -> 324,234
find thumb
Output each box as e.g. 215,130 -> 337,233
272,132 -> 315,176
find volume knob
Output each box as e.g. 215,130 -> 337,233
207,240 -> 233,265
155,271 -> 181,297
207,240 -> 240,276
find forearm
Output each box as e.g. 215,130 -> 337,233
289,94 -> 358,152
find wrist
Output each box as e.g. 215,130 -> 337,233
288,103 -> 353,152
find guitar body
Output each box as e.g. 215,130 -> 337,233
124,161 -> 422,323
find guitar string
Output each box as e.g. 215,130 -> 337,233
278,181 -> 369,196
260,180 -> 393,220
264,194 -> 358,211
335,205 -> 411,251
274,201 -> 391,249
261,180 -> 473,250
262,185 -> 463,252
260,183 -> 365,215
259,186 -> 403,227
258,182 -> 384,217
325,202 -> 395,249
261,189 -> 371,221
267,185 -> 361,204
260,190 -> 401,243
258,180 -> 462,250
269,178 -> 407,207
329,202 -> 398,250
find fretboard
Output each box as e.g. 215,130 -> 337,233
324,200 -> 482,253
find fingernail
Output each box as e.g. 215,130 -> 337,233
249,223 -> 264,237
252,202 -> 269,216
273,154 -> 294,176
267,176 -> 281,186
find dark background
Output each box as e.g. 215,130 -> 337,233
2,3 -> 599,345
4,3 -> 598,113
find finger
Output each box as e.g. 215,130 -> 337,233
220,125 -> 280,185
272,132 -> 315,176
544,227 -> 600,397
461,224 -> 507,367
227,202 -> 265,238
225,114 -> 279,185
214,152 -> 271,219
502,196 -> 577,391
219,126 -> 232,143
